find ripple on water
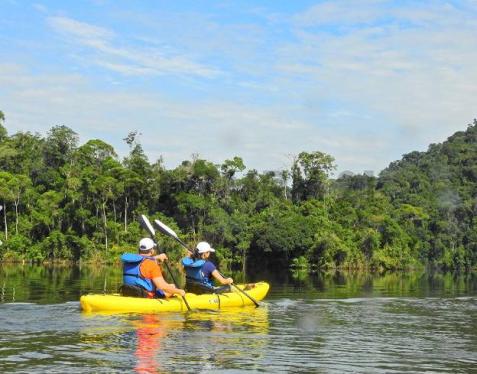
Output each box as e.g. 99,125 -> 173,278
1,294 -> 477,373
264,295 -> 477,373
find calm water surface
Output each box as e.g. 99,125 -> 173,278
0,264 -> 476,373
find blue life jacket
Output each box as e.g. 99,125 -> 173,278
181,257 -> 213,287
121,253 -> 155,292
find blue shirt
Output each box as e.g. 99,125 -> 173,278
201,261 -> 216,280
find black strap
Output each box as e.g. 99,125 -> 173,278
123,272 -> 139,277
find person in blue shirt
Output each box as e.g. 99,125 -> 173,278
181,241 -> 233,294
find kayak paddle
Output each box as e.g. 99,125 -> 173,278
153,218 -> 260,307
139,214 -> 191,311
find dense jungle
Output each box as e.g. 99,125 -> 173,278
0,110 -> 476,271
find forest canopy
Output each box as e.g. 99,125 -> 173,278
0,110 -> 476,271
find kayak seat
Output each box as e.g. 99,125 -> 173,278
185,278 -> 231,295
119,284 -> 149,298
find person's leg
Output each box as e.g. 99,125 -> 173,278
213,285 -> 231,294
120,284 -> 149,298
186,280 -> 215,295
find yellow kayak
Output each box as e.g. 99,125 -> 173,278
80,282 -> 270,313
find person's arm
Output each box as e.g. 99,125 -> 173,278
211,269 -> 233,285
152,276 -> 185,297
154,253 -> 168,262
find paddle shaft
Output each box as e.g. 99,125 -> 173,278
162,260 -> 192,311
225,276 -> 260,307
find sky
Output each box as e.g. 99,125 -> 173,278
1,0 -> 476,176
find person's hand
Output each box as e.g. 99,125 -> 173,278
178,289 -> 186,297
226,277 -> 233,285
154,253 -> 168,262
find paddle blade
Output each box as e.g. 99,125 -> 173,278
139,214 -> 156,237
154,219 -> 179,239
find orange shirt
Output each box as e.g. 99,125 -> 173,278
139,258 -> 164,298
139,258 -> 163,279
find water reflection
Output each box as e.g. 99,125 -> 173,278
271,269 -> 477,299
133,314 -> 172,374
1,263 -> 476,304
78,306 -> 270,373
176,307 -> 270,371
0,263 -> 123,304
0,263 -> 476,373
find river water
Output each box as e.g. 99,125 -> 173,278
0,264 -> 476,373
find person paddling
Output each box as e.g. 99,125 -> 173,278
181,241 -> 233,295
120,238 -> 185,298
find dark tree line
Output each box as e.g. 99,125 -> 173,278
0,110 -> 476,271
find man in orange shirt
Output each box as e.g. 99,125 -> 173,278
121,238 -> 185,298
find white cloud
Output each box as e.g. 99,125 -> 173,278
0,64 -> 386,173
279,1 -> 477,153
3,2 -> 477,175
47,16 -> 219,78
294,0 -> 386,27
32,3 -> 48,13
48,16 -> 114,41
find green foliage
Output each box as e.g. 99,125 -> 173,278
36,230 -> 72,260
3,234 -> 32,260
290,255 -> 310,270
0,109 -> 475,271
292,151 -> 336,202
0,110 -> 7,142
43,125 -> 79,170
250,202 -> 316,267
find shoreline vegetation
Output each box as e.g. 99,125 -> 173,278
0,110 -> 476,272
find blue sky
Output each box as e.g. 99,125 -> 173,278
1,0 -> 476,175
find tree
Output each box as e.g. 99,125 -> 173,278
32,190 -> 63,235
221,157 -> 246,180
250,202 -> 315,267
291,151 -> 336,202
6,131 -> 43,176
218,157 -> 246,200
8,174 -> 32,235
175,192 -> 208,235
123,143 -> 152,220
0,111 -> 7,142
116,168 -> 143,232
43,125 -> 79,169
0,172 -> 15,240
75,139 -> 117,167
93,175 -> 118,250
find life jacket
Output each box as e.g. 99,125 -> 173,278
181,257 -> 214,287
121,253 -> 155,292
